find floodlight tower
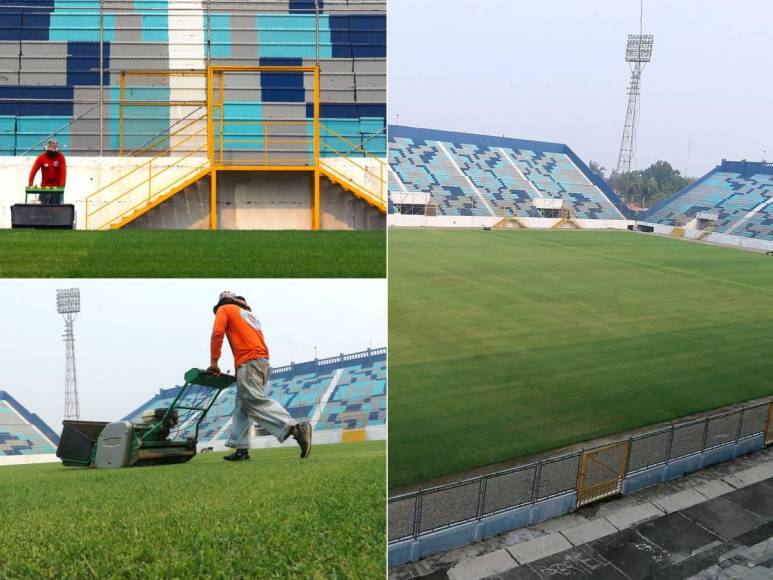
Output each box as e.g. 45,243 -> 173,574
56,288 -> 81,421
615,1 -> 653,174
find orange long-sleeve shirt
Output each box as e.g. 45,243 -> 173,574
29,151 -> 66,187
211,304 -> 269,369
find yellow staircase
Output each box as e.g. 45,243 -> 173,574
493,215 -> 525,229
85,117 -> 210,230
318,123 -> 387,212
551,206 -> 581,229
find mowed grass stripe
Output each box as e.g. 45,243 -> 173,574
388,229 -> 773,488
0,441 -> 385,578
0,230 -> 385,278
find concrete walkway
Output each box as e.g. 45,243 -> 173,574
390,447 -> 773,580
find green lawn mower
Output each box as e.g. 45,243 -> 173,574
56,368 -> 235,468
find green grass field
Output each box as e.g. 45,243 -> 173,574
0,441 -> 384,578
0,230 -> 385,278
389,229 -> 773,488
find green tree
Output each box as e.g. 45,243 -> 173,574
607,161 -> 694,208
589,160 -> 607,180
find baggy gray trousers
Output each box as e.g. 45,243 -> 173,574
226,358 -> 295,449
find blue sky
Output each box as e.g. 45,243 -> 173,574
388,0 -> 773,177
0,280 -> 386,432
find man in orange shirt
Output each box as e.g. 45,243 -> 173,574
209,291 -> 312,462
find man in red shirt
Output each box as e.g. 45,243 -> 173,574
209,291 -> 312,462
28,139 -> 67,204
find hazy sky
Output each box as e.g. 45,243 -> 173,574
0,280 -> 386,432
388,0 -> 773,177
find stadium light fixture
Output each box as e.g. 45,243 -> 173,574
625,34 -> 654,63
56,288 -> 80,314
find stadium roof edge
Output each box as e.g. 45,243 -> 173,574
388,124 -> 568,153
0,390 -> 60,445
719,159 -> 773,176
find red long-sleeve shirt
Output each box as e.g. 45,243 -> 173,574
211,304 -> 269,369
28,151 -> 66,187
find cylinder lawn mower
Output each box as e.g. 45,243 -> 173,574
56,368 -> 235,469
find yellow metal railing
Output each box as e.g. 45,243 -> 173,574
318,123 -> 386,209
215,119 -> 314,167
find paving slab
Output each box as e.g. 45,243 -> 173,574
506,533 -> 572,565
724,464 -> 773,488
527,545 -> 626,580
682,496 -> 767,540
483,565 -> 542,580
589,528 -> 670,580
561,518 -> 618,546
651,489 -> 708,513
636,511 -> 722,559
694,479 -> 736,499
604,501 -> 663,530
448,549 -> 516,580
721,480 -> 773,519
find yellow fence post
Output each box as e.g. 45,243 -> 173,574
210,168 -> 217,230
312,66 -> 320,230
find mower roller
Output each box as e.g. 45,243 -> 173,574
56,368 -> 235,468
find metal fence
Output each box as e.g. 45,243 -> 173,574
0,0 -> 386,156
388,399 -> 773,543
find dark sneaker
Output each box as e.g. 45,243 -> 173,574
292,422 -> 312,459
223,449 -> 250,462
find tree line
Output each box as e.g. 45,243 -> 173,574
588,160 -> 694,209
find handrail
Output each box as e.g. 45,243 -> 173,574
318,123 -> 386,207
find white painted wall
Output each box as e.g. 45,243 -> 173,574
0,453 -> 58,466
388,214 -> 631,230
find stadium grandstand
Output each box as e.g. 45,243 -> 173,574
640,160 -> 773,249
123,346 -> 386,447
0,390 -> 59,456
388,125 -> 629,229
0,0 -> 386,230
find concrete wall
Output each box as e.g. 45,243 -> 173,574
636,221 -> 773,252
321,176 -> 386,230
125,176 -> 211,229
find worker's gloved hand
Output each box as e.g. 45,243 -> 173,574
207,363 -> 221,376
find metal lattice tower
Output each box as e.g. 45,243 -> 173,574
56,288 -> 81,421
616,2 -> 653,174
